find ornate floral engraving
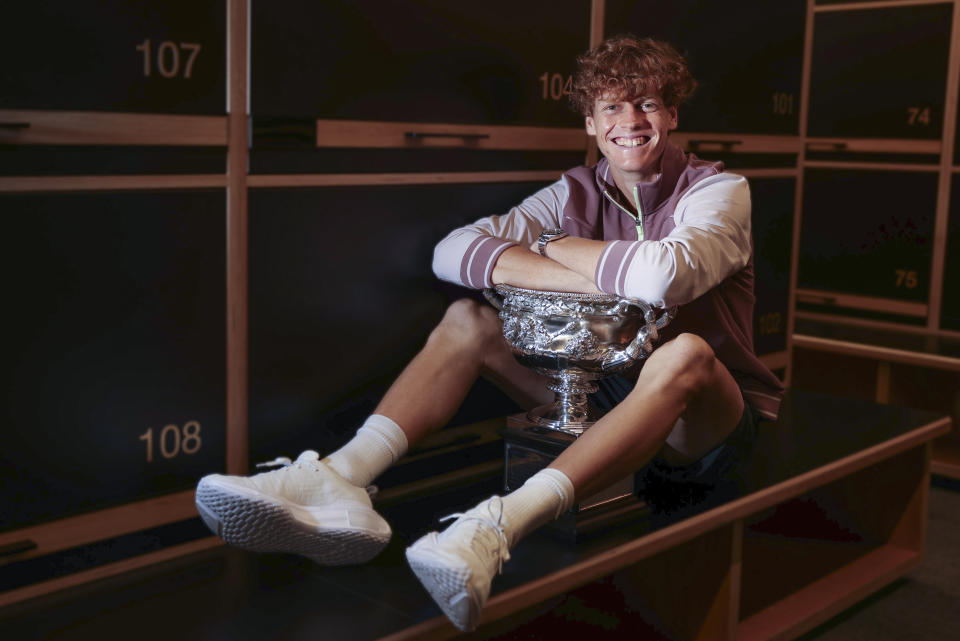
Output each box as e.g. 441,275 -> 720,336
484,285 -> 675,434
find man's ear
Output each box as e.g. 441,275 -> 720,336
668,106 -> 679,131
585,116 -> 596,136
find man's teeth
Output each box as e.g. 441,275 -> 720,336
615,136 -> 649,147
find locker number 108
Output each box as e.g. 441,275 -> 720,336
139,421 -> 202,462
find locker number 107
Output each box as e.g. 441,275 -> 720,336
139,421 -> 202,462
136,39 -> 202,79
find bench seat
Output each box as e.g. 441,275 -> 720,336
0,389 -> 949,641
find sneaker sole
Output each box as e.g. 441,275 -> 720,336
196,479 -> 389,566
405,535 -> 479,632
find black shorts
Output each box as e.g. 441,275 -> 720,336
592,374 -> 762,518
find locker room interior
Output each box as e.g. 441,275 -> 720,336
1,1 -> 959,637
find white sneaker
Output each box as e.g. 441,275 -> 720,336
195,450 -> 391,565
405,497 -> 511,632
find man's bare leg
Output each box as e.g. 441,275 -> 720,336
551,332 -> 744,499
406,333 -> 746,631
374,297 -> 552,445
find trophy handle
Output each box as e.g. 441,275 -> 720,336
483,288 -> 504,310
601,303 -> 677,372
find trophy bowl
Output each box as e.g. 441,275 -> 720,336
485,284 -> 674,435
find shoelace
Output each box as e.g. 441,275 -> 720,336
254,454 -> 379,498
255,456 -> 293,469
439,497 -> 511,574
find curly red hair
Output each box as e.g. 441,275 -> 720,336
570,35 -> 697,116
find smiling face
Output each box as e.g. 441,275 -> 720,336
586,93 -> 678,196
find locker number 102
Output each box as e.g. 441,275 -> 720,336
139,421 -> 202,462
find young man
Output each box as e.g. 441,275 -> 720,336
196,35 -> 784,632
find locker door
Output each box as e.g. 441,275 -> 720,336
750,176 -> 796,357
941,173 -> 960,331
603,0 -> 806,135
0,2 -> 226,114
0,190 -> 226,531
808,3 -> 952,140
798,168 -> 937,318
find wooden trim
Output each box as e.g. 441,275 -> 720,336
759,350 -> 789,371
796,288 -> 928,318
671,132 -> 803,154
794,309 -> 960,337
728,520 -> 744,641
0,490 -> 197,562
737,545 -> 921,641
735,168 -> 801,179
931,457 -> 960,479
892,442 -> 932,551
876,361 -> 892,403
814,0 -> 952,12
0,537 -> 220,608
314,120 -> 587,151
226,0 -> 249,475
0,110 -> 227,146
792,334 -> 960,371
590,0 -> 604,47
803,137 -> 941,156
929,0 -> 960,331
0,175 -> 227,193
785,0 -> 817,389
803,160 -> 940,172
247,170 -> 565,188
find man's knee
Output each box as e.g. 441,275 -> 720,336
641,333 -> 717,397
431,298 -> 502,349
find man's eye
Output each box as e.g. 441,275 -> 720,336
641,102 -> 660,112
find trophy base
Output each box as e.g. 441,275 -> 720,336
501,414 -> 649,541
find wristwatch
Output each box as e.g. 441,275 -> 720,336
537,228 -> 569,257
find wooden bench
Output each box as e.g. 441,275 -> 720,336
0,389 -> 949,641
793,315 -> 960,480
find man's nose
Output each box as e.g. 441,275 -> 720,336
620,104 -> 647,127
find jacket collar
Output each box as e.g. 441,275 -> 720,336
595,141 -> 686,216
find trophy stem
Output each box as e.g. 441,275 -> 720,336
527,370 -> 603,434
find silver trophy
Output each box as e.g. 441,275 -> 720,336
485,284 -> 674,433
484,284 -> 675,538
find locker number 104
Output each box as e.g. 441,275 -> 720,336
139,421 -> 202,462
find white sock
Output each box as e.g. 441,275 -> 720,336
323,415 -> 409,487
498,468 -> 575,548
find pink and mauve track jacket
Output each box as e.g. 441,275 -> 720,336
432,142 -> 784,420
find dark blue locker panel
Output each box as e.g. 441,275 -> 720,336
248,181 -> 550,463
799,168 -> 937,305
808,3 -> 952,140
0,191 -> 226,531
250,0 -> 589,126
942,174 -> 960,331
0,2 -> 226,114
603,0 -> 806,135
750,177 -> 796,356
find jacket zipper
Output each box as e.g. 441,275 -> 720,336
603,189 -> 644,241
